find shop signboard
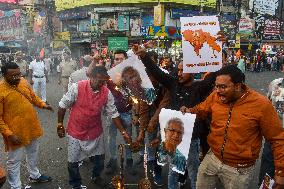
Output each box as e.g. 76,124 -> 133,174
249,0 -> 279,16
91,13 -> 99,38
130,17 -> 141,36
55,0 -> 216,11
0,0 -> 17,3
118,15 -> 130,31
108,37 -> 128,51
0,10 -> 21,31
170,9 -> 200,19
263,19 -> 282,40
142,16 -> 153,26
79,19 -> 91,32
141,26 -> 181,39
238,18 -> 254,36
53,31 -> 70,51
219,13 -> 237,40
101,17 -> 118,31
59,10 -> 88,20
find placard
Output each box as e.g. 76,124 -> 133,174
107,56 -> 156,105
181,16 -> 222,73
159,108 -> 196,174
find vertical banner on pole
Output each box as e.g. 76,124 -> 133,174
118,15 -> 130,31
235,34 -> 241,48
154,4 -> 165,26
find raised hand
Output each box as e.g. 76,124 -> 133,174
132,44 -> 147,59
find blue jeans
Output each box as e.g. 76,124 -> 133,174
259,140 -> 275,184
168,165 -> 180,189
109,112 -> 132,159
68,154 -> 105,188
187,139 -> 200,189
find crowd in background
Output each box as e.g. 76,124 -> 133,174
0,43 -> 284,189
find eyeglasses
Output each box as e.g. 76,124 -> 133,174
166,128 -> 183,135
214,84 -> 233,91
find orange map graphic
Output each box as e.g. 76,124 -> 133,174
183,29 -> 221,58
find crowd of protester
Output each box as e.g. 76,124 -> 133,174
0,39 -> 284,189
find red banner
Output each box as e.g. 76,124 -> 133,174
0,0 -> 17,3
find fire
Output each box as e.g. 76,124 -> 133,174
131,97 -> 138,104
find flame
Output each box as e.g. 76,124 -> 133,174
131,97 -> 138,104
115,86 -> 119,91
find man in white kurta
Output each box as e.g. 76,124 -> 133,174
57,66 -> 132,189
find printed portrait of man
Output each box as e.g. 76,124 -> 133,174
108,56 -> 156,105
121,66 -> 155,104
157,117 -> 187,174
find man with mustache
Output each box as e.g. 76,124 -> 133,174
57,66 -> 132,189
181,65 -> 284,189
0,62 -> 54,189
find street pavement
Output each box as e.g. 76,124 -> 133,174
0,70 -> 283,189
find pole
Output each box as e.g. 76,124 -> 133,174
200,0 -> 204,13
98,13 -> 101,52
156,0 -> 160,65
157,37 -> 160,65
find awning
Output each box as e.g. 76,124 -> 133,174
5,41 -> 21,48
262,40 -> 284,46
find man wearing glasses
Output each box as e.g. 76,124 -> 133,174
155,117 -> 186,189
0,61 -> 54,189
181,65 -> 284,189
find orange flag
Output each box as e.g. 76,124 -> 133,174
39,48 -> 45,59
236,49 -> 241,58
101,48 -> 108,56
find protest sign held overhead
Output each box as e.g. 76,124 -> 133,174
181,16 -> 222,73
108,56 -> 156,105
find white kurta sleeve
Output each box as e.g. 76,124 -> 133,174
59,83 -> 78,109
105,91 -> 120,119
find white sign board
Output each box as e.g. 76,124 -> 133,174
250,0 -> 279,16
107,56 -> 156,105
159,108 -> 196,159
239,18 -> 255,35
181,16 -> 222,73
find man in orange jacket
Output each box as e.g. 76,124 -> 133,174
181,65 -> 284,189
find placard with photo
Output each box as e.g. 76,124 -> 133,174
157,108 -> 196,174
107,56 -> 156,105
